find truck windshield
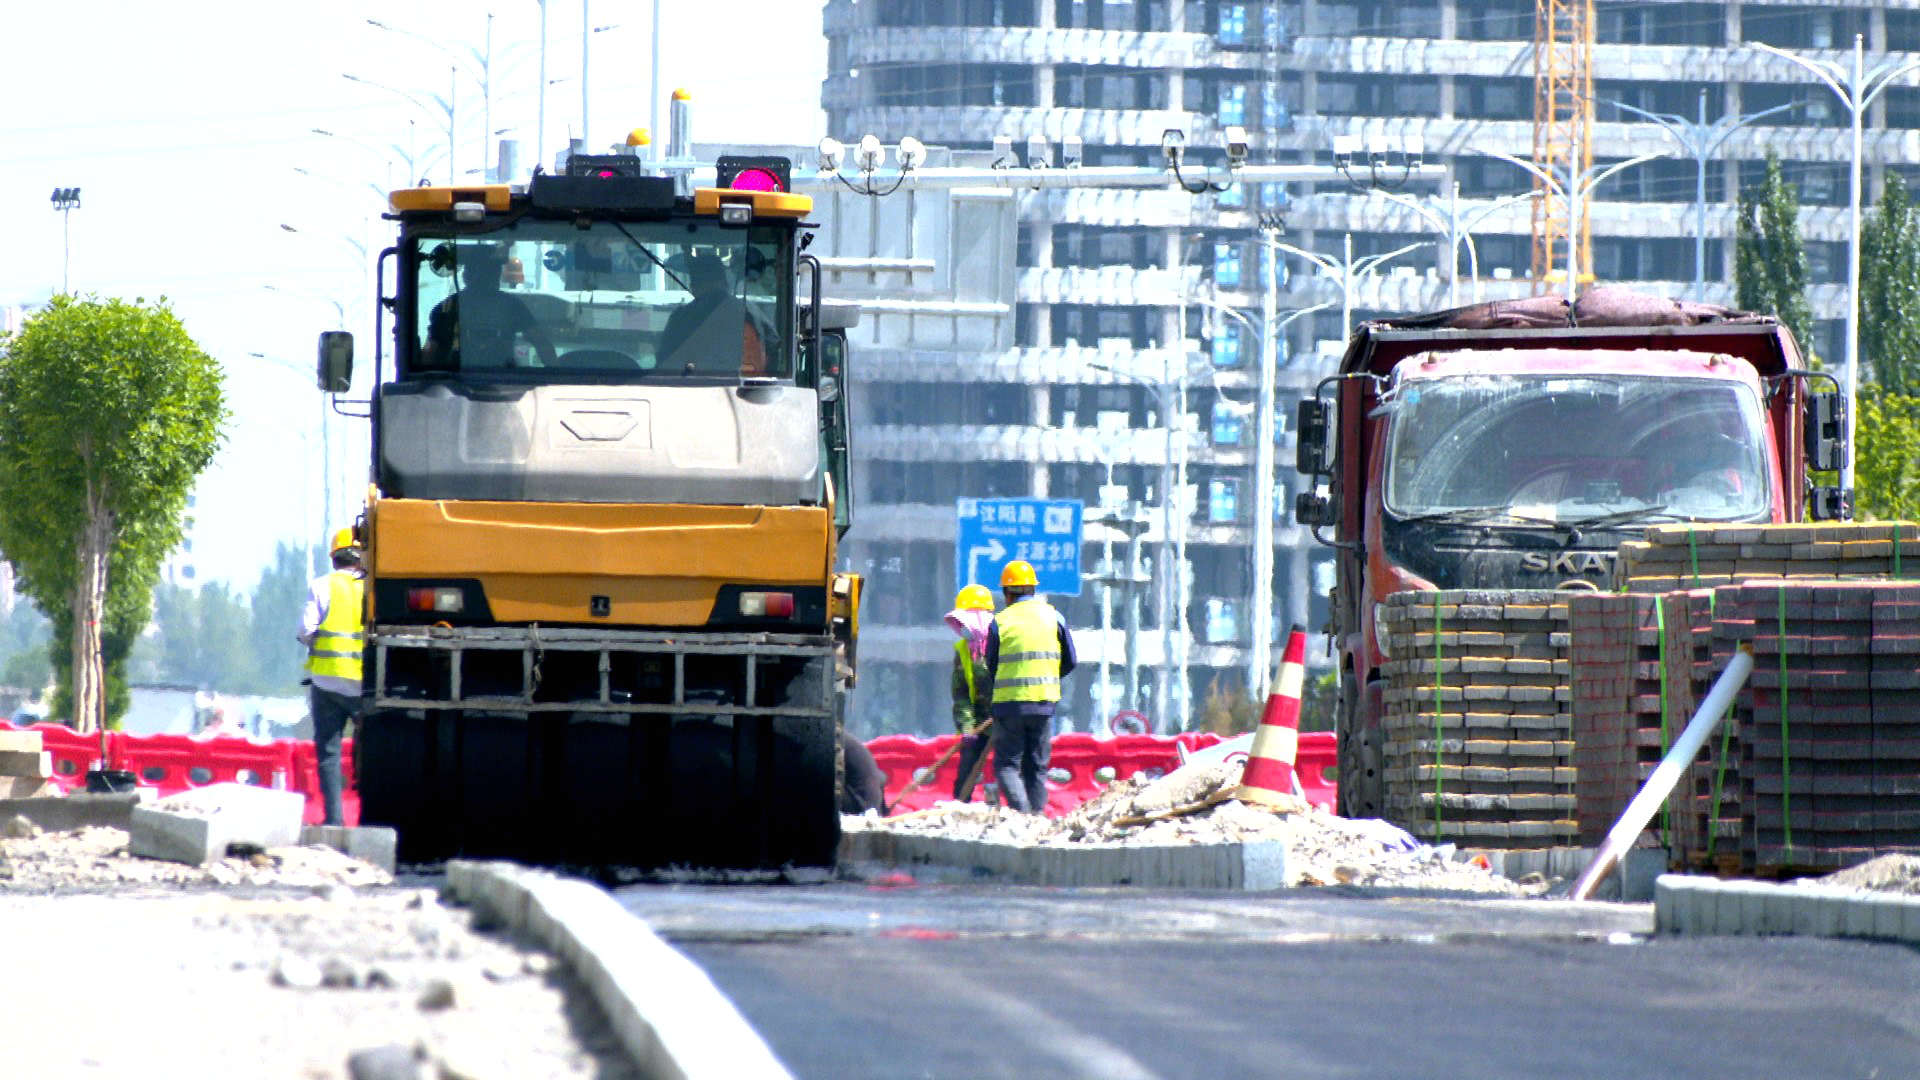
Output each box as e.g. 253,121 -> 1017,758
1383,374 -> 1770,523
406,221 -> 792,380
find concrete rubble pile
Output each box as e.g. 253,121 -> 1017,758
1798,853 -> 1920,896
0,817 -> 393,892
851,759 -> 1537,892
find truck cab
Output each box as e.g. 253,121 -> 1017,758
1293,293 -> 1845,816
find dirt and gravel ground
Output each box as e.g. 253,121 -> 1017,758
0,820 -> 638,1079
847,759 -> 1541,893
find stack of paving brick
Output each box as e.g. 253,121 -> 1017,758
0,728 -> 56,799
1614,522 -> 1920,593
1720,580 -> 1920,872
1376,590 -> 1575,849
1666,588 -> 1744,867
1568,592 -> 1668,848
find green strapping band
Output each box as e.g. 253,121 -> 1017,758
1654,600 -> 1670,848
1778,586 -> 1793,859
1433,600 -> 1444,835
1706,590 -> 1731,858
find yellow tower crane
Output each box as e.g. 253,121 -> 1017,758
1531,0 -> 1595,292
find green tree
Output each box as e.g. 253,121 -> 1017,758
248,541 -> 314,695
147,580 -> 263,692
1860,174 -> 1920,395
1853,387 -> 1920,523
1735,154 -> 1814,352
0,599 -> 51,692
0,297 -> 226,730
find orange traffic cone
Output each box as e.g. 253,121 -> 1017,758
1235,624 -> 1308,807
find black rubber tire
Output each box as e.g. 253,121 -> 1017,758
1335,675 -> 1384,819
356,708 -> 437,862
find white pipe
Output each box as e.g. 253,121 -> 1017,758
1570,643 -> 1754,901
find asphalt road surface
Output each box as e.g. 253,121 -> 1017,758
621,881 -> 1920,1080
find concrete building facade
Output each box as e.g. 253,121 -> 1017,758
822,0 -> 1920,736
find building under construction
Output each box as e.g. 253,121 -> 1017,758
821,0 -> 1920,736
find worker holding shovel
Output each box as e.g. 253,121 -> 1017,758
946,584 -> 997,802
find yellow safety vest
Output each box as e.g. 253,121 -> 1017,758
305,571 -> 366,683
955,639 -> 978,703
991,597 -> 1062,705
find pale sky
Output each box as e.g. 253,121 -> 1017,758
0,0 -> 829,588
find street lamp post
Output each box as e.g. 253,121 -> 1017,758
1088,361 -> 1180,734
1471,149 -> 1667,306
1600,92 -> 1797,300
343,72 -> 456,183
1267,233 -> 1431,339
49,187 -> 81,295
1750,34 -> 1920,499
1367,184 -> 1541,305
249,351 -> 325,572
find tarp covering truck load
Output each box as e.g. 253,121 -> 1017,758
315,152 -> 860,868
1293,288 -> 1847,819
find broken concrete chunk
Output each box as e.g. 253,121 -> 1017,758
301,824 -> 399,874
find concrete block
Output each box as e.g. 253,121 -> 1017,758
0,730 -> 44,753
1903,895 -> 1920,944
1844,893 -> 1880,939
1621,848 -> 1667,903
1241,842 -> 1289,890
299,825 -> 397,873
1714,882 -> 1749,934
1873,895 -> 1910,940
0,776 -> 57,798
0,793 -> 138,832
1760,889 -> 1797,936
1739,883 -> 1770,935
0,750 -> 50,778
128,783 -> 304,865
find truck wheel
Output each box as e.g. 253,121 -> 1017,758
1336,675 -> 1384,819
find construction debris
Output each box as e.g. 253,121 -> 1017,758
849,758 -> 1536,893
1799,854 -> 1920,896
1,824 -> 393,893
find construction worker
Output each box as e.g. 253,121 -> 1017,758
298,527 -> 365,827
945,584 -> 996,801
985,560 -> 1076,814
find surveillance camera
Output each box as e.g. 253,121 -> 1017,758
1025,133 -> 1050,169
1061,134 -> 1084,169
816,137 -> 844,172
1401,135 -> 1424,170
897,135 -> 927,170
1222,125 -> 1249,166
856,134 -> 885,172
1331,134 -> 1360,169
1161,128 -> 1188,167
992,134 -> 1014,168
1367,136 -> 1391,169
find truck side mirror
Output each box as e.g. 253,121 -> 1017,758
1294,486 -> 1337,527
1809,485 -> 1851,521
317,331 -> 354,393
1805,390 -> 1844,473
1295,398 -> 1334,475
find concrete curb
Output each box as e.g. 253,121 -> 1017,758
1655,874 -> 1920,942
1470,846 -> 1669,902
444,861 -> 792,1080
841,830 -> 1288,889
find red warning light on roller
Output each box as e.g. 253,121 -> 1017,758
715,155 -> 792,193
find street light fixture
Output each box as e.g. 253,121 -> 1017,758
343,71 -> 456,183
1598,91 -> 1798,301
1749,34 -> 1920,500
1363,184 -> 1541,306
1470,149 -> 1666,306
50,186 -> 81,295
1266,233 -> 1432,339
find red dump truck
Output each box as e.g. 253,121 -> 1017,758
1292,289 -> 1847,817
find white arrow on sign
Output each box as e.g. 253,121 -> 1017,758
966,538 -> 1007,586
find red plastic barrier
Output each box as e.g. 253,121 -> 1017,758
869,731 -> 1226,818
1296,731 -> 1337,813
0,720 -> 359,826
114,733 -> 294,797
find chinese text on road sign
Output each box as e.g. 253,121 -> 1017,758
955,497 -> 1083,597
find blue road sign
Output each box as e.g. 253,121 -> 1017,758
955,497 -> 1083,597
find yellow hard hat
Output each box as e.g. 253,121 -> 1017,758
953,584 -> 994,611
999,560 -> 1038,589
329,527 -> 358,553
